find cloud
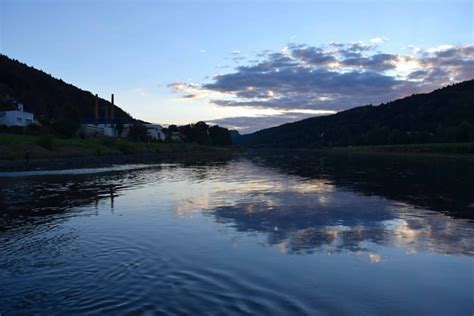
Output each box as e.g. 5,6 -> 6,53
169,40 -> 474,133
370,36 -> 388,44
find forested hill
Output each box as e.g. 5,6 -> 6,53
238,80 -> 474,147
0,54 -> 133,123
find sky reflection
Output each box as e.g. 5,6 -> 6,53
158,159 -> 474,257
0,157 -> 473,258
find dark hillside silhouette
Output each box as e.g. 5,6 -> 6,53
0,54 -> 133,125
238,80 -> 474,147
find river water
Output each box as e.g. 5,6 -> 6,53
0,153 -> 473,315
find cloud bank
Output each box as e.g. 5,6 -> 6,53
169,40 -> 474,133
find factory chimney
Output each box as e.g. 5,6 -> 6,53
94,94 -> 99,121
110,93 -> 115,121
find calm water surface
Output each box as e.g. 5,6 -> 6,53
0,153 -> 473,315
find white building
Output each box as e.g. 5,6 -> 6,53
0,104 -> 34,127
80,120 -> 134,138
145,124 -> 165,141
79,93 -> 137,138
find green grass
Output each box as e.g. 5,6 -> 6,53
0,133 -> 231,159
0,133 -> 41,145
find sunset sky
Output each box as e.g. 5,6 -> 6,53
1,0 -> 473,133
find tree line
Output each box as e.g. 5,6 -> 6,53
123,121 -> 231,146
163,122 -> 231,145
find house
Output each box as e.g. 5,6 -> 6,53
145,124 -> 165,141
0,103 -> 34,127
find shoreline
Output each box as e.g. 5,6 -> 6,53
0,149 -> 236,172
2,142 -> 474,172
0,132 -> 238,171
245,146 -> 474,161
322,147 -> 474,161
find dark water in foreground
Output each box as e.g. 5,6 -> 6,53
0,153 -> 473,315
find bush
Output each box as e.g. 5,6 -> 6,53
52,118 -> 80,138
36,134 -> 55,150
128,124 -> 148,142
0,125 -> 25,134
101,138 -> 115,147
25,124 -> 42,135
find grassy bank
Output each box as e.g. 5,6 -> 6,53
327,142 -> 474,155
0,133 -> 233,161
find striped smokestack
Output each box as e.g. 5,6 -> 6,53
110,93 -> 115,121
94,94 -> 99,121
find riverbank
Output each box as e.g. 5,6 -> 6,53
328,142 -> 474,155
0,133 -> 236,171
3,133 -> 473,171
321,142 -> 474,161
245,142 -> 474,162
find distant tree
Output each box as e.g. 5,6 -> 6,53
209,125 -> 231,146
128,124 -> 148,142
164,124 -> 179,142
192,121 -> 210,145
115,120 -> 124,137
52,107 -> 80,137
456,121 -> 474,142
178,124 -> 193,142
388,129 -> 403,144
446,126 -> 459,142
168,125 -> 179,132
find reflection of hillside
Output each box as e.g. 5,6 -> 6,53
246,151 -> 474,219
0,161 -> 232,232
0,172 -> 125,232
0,166 -> 172,231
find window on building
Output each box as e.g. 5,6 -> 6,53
17,117 -> 23,122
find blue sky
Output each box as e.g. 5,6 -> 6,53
1,0 -> 473,133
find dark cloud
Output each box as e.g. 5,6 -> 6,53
206,68 -> 409,110
331,41 -> 375,58
290,46 -> 337,66
340,53 -> 398,71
